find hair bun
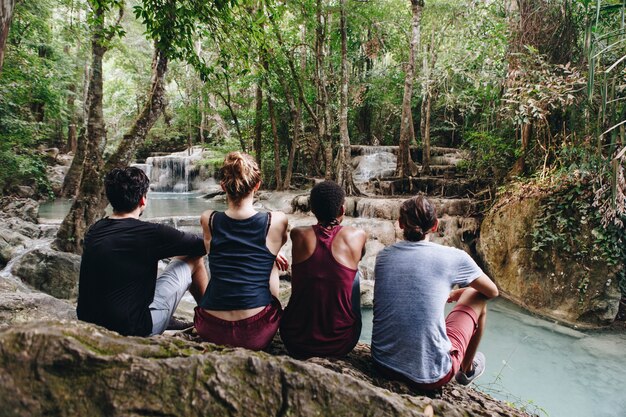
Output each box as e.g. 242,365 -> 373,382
219,152 -> 261,204
399,195 -> 437,242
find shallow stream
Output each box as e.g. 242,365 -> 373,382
361,300 -> 626,417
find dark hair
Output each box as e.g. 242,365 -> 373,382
399,195 -> 437,241
104,167 -> 150,213
219,152 -> 261,204
310,180 -> 345,225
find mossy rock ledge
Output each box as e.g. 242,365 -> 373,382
478,194 -> 621,327
0,320 -> 531,417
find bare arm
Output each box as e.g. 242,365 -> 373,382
448,274 -> 499,302
200,210 -> 214,254
269,263 -> 280,298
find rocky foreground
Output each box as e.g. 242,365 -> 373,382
0,270 -> 532,417
0,317 -> 531,417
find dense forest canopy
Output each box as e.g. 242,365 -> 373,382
0,0 -> 624,282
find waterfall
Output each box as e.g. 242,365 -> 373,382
137,148 -> 205,193
352,146 -> 397,182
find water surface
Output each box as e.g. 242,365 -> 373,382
360,299 -> 626,417
38,192 -> 227,221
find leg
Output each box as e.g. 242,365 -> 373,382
455,288 -> 488,373
149,259 -> 194,335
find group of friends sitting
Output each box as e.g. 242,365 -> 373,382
77,151 -> 498,390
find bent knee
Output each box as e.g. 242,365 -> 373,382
457,288 -> 488,316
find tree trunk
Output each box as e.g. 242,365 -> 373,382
54,8 -> 108,254
282,102 -> 299,190
103,46 -> 168,173
335,0 -> 360,195
420,88 -> 432,174
254,82 -> 263,168
66,82 -> 78,153
316,0 -> 333,180
396,0 -> 423,178
199,103 -> 205,144
356,28 -> 373,144
61,126 -> 86,198
509,122 -> 531,176
276,74 -> 298,190
217,77 -> 246,153
0,0 -> 16,75
267,94 -> 282,190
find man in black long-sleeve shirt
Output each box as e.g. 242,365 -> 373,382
77,167 -> 208,336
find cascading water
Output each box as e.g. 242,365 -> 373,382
352,146 -> 397,182
139,148 -> 204,193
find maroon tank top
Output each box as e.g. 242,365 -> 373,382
280,224 -> 360,358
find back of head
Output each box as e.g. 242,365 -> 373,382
399,195 -> 437,241
219,152 -> 261,204
104,167 -> 150,213
310,180 -> 346,225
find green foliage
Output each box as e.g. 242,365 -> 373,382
531,167 -> 626,296
502,50 -> 586,127
0,149 -> 52,197
0,0 -> 81,195
462,131 -> 519,180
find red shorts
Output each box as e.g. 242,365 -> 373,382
194,297 -> 282,351
375,303 -> 478,391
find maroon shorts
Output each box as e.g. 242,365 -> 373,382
194,297 -> 282,351
375,303 -> 478,391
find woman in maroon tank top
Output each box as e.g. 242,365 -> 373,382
280,181 -> 367,358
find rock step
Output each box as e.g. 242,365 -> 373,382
350,145 -> 468,159
291,195 -> 477,219
372,177 -> 487,198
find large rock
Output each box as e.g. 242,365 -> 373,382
1,216 -> 42,239
0,321 -> 530,417
12,248 -> 81,299
46,163 -> 69,196
478,196 -> 621,327
0,290 -> 76,326
0,227 -> 32,266
0,198 -> 39,223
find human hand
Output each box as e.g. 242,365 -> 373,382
275,254 -> 289,271
447,288 -> 464,303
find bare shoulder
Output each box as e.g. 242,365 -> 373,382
270,211 -> 288,228
290,225 -> 313,238
200,210 -> 214,227
341,225 -> 367,240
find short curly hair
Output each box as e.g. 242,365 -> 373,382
310,181 -> 345,224
104,167 -> 150,213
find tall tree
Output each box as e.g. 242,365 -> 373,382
0,0 -> 16,74
334,0 -> 360,195
396,0 -> 423,178
267,87 -> 283,190
54,0 -> 124,253
253,81 -> 263,168
57,41 -> 170,252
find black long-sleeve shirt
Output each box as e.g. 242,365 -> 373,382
77,217 -> 205,336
